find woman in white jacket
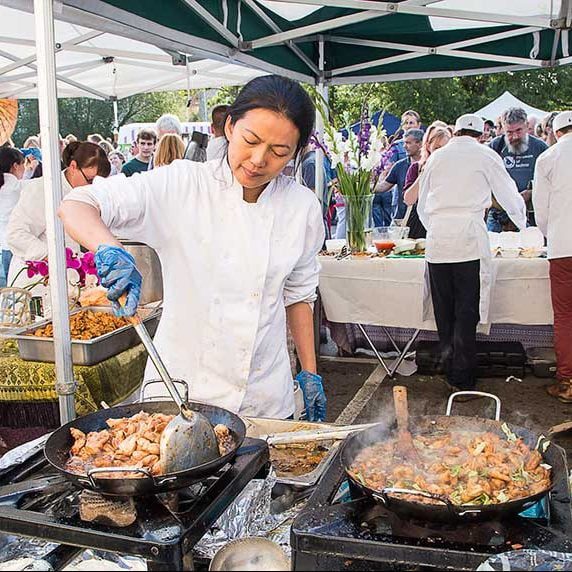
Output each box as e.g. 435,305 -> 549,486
0,147 -> 26,286
59,76 -> 327,421
6,141 -> 110,286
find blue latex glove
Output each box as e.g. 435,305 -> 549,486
94,245 -> 142,317
296,370 -> 327,422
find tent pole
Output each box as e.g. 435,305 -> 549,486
33,0 -> 76,424
315,36 -> 327,207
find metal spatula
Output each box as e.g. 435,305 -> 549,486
121,301 -> 220,472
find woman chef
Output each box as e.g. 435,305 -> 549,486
58,76 -> 326,421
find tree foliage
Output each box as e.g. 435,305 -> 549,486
12,90 -> 190,146
11,65 -> 572,146
329,66 -> 572,126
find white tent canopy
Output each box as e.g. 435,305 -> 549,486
475,90 -> 549,121
0,5 -> 264,100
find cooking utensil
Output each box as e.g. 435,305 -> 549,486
122,304 -> 220,473
209,537 -> 290,571
266,422 -> 379,446
341,391 -> 556,522
392,386 -> 420,462
44,400 -> 246,496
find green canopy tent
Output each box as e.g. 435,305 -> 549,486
8,0 -> 572,423
6,0 -> 572,85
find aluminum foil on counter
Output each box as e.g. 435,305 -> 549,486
0,434 -> 50,473
194,470 -> 307,559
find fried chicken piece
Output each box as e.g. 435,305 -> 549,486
70,428 -> 86,456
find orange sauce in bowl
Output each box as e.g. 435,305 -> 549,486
373,240 -> 395,252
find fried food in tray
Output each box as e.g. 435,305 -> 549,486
66,410 -> 233,477
31,310 -> 129,340
349,430 -> 551,506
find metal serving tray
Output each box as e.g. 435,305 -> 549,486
245,417 -> 340,488
10,306 -> 161,366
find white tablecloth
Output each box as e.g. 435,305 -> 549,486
319,256 -> 553,330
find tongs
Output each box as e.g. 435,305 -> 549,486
266,422 -> 378,446
120,296 -> 220,472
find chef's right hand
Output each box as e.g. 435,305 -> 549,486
94,245 -> 142,317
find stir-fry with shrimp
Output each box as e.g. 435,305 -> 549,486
349,430 -> 551,506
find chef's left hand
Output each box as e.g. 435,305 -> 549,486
296,370 -> 327,422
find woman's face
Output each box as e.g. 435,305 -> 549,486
66,160 -> 100,188
10,161 -> 25,180
428,134 -> 450,154
225,108 -> 299,193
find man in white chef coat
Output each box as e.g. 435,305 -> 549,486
533,110 -> 572,403
418,114 -> 526,391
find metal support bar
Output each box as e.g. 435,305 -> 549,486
315,37 -> 326,206
357,324 -> 392,376
181,0 -> 240,47
33,0 -> 76,424
388,329 -> 420,377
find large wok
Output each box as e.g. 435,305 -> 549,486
45,399 -> 246,496
341,392 -> 558,522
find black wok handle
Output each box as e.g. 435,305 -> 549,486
78,466 -> 155,489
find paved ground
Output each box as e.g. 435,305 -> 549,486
321,354 -> 572,462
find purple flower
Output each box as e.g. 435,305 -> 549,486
25,260 -> 49,278
357,107 -> 372,157
81,252 -> 97,276
65,248 -> 81,271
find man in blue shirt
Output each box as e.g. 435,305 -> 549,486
487,107 -> 548,231
375,128 -> 423,221
373,110 -> 422,226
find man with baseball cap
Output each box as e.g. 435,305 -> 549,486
418,114 -> 526,391
533,110 -> 572,403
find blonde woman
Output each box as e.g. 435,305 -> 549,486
154,133 -> 185,168
403,122 -> 452,238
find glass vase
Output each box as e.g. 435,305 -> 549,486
342,194 -> 375,253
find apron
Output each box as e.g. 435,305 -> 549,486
422,212 -> 496,332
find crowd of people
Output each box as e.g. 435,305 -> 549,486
323,105 -> 559,241
0,77 -> 569,422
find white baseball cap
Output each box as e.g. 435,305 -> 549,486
453,114 -> 484,134
553,110 -> 572,133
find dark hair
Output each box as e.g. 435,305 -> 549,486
456,129 -> 482,138
557,124 -> 572,135
404,128 -> 424,142
484,119 -> 494,128
0,147 -> 24,187
211,105 -> 229,133
62,141 -> 111,177
226,75 -> 315,161
137,128 -> 157,144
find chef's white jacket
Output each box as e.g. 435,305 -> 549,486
0,174 -> 22,250
6,172 -> 80,286
418,136 -> 526,323
533,132 -> 572,260
65,159 -> 325,419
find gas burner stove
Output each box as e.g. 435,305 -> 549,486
291,446 -> 572,571
0,438 -> 269,571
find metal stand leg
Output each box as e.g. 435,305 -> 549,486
382,326 -> 401,354
389,329 -> 420,377
357,324 -> 391,376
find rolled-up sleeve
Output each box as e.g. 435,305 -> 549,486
284,198 -> 325,307
64,162 -> 191,249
